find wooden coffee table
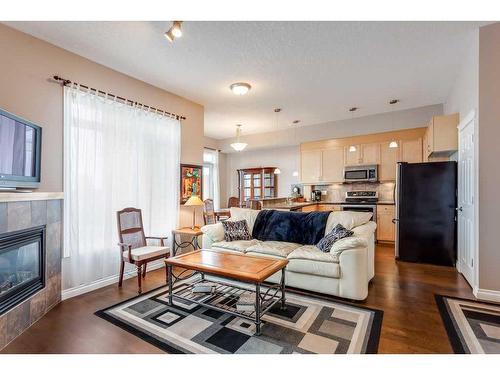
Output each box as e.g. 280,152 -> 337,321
164,249 -> 288,335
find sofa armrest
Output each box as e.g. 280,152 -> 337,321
338,246 -> 369,300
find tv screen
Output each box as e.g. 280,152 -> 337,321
0,109 -> 41,189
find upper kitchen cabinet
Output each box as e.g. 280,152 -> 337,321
344,143 -> 380,166
400,138 -> 423,163
300,150 -> 322,183
379,141 -> 400,181
321,148 -> 345,182
300,148 -> 344,184
423,113 -> 459,159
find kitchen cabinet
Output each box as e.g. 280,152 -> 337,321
400,138 -> 423,163
238,167 -> 277,206
379,141 -> 400,181
377,205 -> 395,242
321,148 -> 344,182
423,113 -> 459,158
300,150 -> 322,183
344,143 -> 380,166
300,148 -> 344,184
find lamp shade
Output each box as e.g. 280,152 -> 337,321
184,195 -> 204,206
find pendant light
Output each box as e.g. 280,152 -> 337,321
291,120 -> 300,178
230,124 -> 247,152
389,141 -> 398,148
388,99 -> 400,149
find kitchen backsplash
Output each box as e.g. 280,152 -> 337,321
314,182 -> 396,202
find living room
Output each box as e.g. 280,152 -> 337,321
1,0 -> 500,372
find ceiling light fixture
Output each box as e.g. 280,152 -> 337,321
274,168 -> 281,175
349,107 -> 358,112
230,124 -> 247,152
389,99 -> 400,105
349,145 -> 357,152
273,108 -> 282,175
164,21 -> 183,43
230,82 -> 251,95
389,141 -> 399,148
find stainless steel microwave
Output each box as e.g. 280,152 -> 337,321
343,165 -> 378,183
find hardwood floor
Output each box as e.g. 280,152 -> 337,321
1,244 -> 473,354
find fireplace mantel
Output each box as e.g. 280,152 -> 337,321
0,192 -> 63,203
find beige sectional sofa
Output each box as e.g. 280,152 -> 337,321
201,207 -> 376,300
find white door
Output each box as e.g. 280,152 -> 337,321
457,111 -> 476,288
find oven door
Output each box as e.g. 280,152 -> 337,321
341,205 -> 377,222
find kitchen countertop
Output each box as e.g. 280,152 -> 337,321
263,201 -> 394,210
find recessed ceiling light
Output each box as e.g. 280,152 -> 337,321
230,82 -> 251,95
389,99 -> 400,105
349,107 -> 358,112
274,108 -> 282,113
292,120 -> 300,124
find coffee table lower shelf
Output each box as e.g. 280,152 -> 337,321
165,268 -> 286,336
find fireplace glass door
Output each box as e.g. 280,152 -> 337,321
0,226 -> 45,315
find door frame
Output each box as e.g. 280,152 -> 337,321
457,109 -> 479,292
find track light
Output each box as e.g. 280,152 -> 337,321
164,21 -> 183,43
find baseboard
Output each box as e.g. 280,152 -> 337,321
61,260 -> 165,301
473,287 -> 500,303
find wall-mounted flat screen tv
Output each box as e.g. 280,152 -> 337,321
0,108 -> 42,189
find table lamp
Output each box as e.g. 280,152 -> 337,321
184,195 -> 204,229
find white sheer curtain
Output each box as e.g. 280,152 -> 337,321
203,148 -> 220,209
63,85 -> 180,290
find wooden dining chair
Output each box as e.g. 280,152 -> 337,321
203,199 -> 216,225
228,196 -> 239,208
116,207 -> 170,294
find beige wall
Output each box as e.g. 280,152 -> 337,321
0,24 -> 208,228
478,22 -> 500,292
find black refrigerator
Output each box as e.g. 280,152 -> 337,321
395,161 -> 457,266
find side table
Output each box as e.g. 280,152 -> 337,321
171,227 -> 203,256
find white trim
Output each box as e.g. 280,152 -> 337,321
61,260 -> 165,300
474,288 -> 500,303
457,109 -> 476,131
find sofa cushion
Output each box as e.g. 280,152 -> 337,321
222,219 -> 252,242
211,239 -> 261,253
287,245 -> 341,278
123,246 -> 169,261
246,241 -> 301,258
229,207 -> 260,233
325,211 -> 373,233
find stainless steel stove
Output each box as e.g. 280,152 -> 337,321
341,190 -> 378,222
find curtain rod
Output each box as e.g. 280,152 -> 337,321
52,75 -> 186,121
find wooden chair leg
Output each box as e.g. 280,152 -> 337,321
142,263 -> 147,278
118,261 -> 125,287
137,265 -> 142,294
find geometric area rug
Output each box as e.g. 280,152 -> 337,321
435,294 -> 500,354
96,280 -> 383,354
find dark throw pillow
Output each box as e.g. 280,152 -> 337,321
316,224 -> 354,253
222,219 -> 252,242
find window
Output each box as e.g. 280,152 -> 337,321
203,148 -> 220,209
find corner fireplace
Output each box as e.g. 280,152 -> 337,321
0,225 -> 45,315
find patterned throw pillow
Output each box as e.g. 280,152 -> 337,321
316,224 -> 354,253
222,220 -> 252,242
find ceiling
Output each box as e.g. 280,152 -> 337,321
5,21 -> 485,139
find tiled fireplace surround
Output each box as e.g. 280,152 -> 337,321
0,198 -> 62,350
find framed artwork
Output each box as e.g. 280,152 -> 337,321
180,164 -> 203,204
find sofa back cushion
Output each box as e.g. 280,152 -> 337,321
252,209 -> 330,245
229,207 -> 260,233
325,211 -> 373,234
